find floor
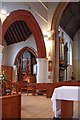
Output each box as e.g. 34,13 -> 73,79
73,101 -> 80,119
21,93 -> 54,119
21,93 -> 80,119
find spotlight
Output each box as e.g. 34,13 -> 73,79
1,9 -> 7,15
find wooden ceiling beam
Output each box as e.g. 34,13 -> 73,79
7,28 -> 15,44
4,32 -> 11,45
10,25 -> 19,44
60,2 -> 80,39
12,22 -> 21,42
14,22 -> 24,42
11,24 -> 20,43
22,21 -> 31,35
4,20 -> 32,45
18,21 -> 27,41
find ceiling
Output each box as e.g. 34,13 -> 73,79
60,2 -> 80,40
4,20 -> 32,45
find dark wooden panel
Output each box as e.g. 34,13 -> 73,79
0,94 -> 21,119
61,100 -> 73,119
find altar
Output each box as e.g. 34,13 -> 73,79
51,86 -> 80,118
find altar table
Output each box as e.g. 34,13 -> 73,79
51,86 -> 80,118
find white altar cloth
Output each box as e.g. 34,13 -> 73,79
51,86 -> 80,117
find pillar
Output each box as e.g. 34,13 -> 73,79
36,58 -> 48,83
50,31 -> 56,82
0,45 -> 4,71
53,31 -> 59,82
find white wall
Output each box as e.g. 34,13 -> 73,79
73,29 -> 80,80
2,2 -> 58,34
2,34 -> 37,82
47,2 -> 58,31
2,34 -> 37,66
2,2 -> 47,33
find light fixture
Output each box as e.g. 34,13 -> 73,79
0,0 -> 9,17
1,9 -> 9,16
44,30 -> 54,41
1,9 -> 7,15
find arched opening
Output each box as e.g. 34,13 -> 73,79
2,10 -> 46,58
14,47 -> 37,82
14,47 -> 37,65
51,2 -> 80,81
2,9 -> 47,83
51,2 -> 68,82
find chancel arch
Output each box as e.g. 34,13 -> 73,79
2,10 -> 46,58
2,10 -> 48,83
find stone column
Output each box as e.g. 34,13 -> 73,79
36,58 -> 48,83
53,31 -> 59,82
0,45 -> 4,71
50,31 -> 56,82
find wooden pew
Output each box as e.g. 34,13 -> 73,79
35,81 -> 80,98
0,94 -> 21,119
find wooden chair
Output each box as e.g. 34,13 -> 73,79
15,80 -> 28,93
26,83 -> 35,95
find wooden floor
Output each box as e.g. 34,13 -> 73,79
21,93 -> 80,119
21,94 -> 54,119
73,101 -> 80,118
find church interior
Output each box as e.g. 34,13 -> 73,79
0,1 -> 80,119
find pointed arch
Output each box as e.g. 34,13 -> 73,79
51,2 -> 68,31
51,2 -> 69,82
14,46 -> 37,65
2,10 -> 46,58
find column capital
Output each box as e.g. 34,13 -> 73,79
36,58 -> 48,62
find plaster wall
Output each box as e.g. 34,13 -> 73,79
2,34 -> 37,66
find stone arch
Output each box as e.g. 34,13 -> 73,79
51,2 -> 68,31
2,10 -> 46,58
14,46 -> 37,65
51,2 -> 69,82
